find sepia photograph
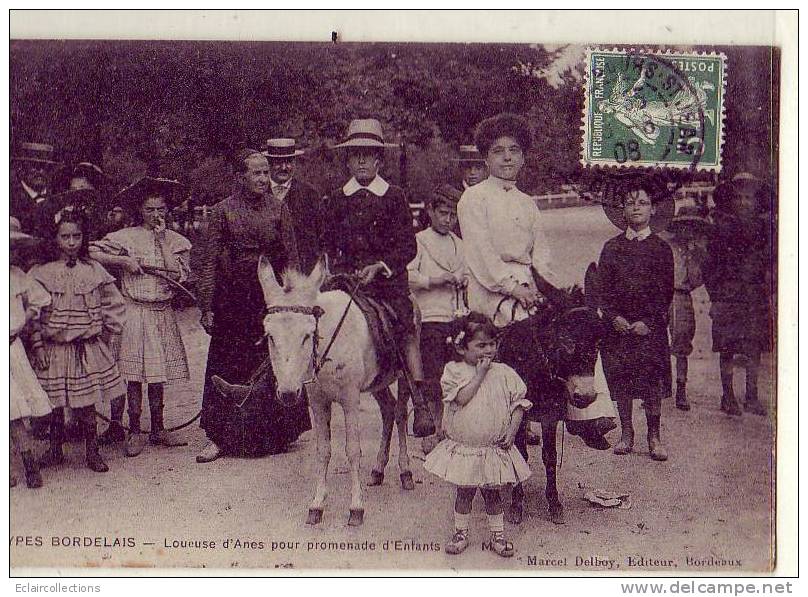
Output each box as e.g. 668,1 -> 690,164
5,10 -> 795,577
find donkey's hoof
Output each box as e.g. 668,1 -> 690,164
306,508 -> 323,526
347,508 -> 364,526
506,502 -> 524,525
400,471 -> 415,491
549,504 -> 566,525
367,470 -> 384,486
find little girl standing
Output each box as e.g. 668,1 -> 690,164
424,312 -> 532,558
29,210 -> 127,473
10,218 -> 52,488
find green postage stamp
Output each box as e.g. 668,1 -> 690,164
582,48 -> 727,171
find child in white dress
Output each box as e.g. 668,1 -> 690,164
10,218 -> 52,488
424,312 -> 531,558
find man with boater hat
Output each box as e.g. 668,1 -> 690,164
10,141 -> 62,234
264,138 -> 323,274
321,118 -> 435,437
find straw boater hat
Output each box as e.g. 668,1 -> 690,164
713,171 -> 772,214
450,145 -> 485,163
10,217 -> 40,247
331,119 -> 398,150
114,176 -> 188,213
11,142 -> 62,167
601,175 -> 675,233
263,138 -> 305,159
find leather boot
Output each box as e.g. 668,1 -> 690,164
744,376 -> 766,416
125,385 -> 146,457
39,408 -> 65,468
675,384 -> 691,411
646,413 -> 668,461
98,395 -> 126,445
410,381 -> 436,438
148,386 -> 187,447
613,398 -> 634,455
22,450 -> 43,488
82,407 -> 109,473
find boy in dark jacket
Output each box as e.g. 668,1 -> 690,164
321,119 -> 434,437
598,183 -> 675,461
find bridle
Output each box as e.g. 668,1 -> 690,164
259,294 -> 355,387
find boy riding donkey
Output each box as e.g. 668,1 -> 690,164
319,118 -> 435,438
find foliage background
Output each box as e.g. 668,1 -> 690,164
10,41 -> 778,205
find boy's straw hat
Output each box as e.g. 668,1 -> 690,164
450,145 -> 485,163
11,141 -> 62,167
331,119 -> 398,150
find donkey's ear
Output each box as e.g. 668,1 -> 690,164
306,254 -> 329,292
584,262 -> 600,309
258,254 -> 283,303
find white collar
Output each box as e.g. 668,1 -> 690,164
486,176 -> 518,192
625,226 -> 653,241
21,179 -> 45,201
270,177 -> 292,189
343,175 -> 390,197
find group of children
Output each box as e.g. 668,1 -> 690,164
9,177 -> 193,488
9,114 -> 772,561
406,114 -> 772,557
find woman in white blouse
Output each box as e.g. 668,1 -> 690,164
457,113 -> 560,326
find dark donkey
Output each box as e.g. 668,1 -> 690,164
496,266 -> 606,525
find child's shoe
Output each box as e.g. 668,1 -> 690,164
445,529 -> 469,555
98,422 -> 126,445
721,395 -> 742,416
22,450 -> 43,489
675,386 -> 691,411
125,432 -> 146,457
489,531 -> 514,558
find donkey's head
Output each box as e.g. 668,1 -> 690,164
257,255 -> 328,408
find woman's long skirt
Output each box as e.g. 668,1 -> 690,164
199,261 -> 311,457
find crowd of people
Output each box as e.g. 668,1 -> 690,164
9,113 -> 773,558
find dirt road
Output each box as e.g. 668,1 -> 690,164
10,206 -> 774,573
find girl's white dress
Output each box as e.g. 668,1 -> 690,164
10,266 -> 53,421
424,361 -> 533,487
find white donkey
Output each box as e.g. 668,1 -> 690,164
214,255 -> 414,526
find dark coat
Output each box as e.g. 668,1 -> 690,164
284,178 -> 324,275
702,214 -> 772,354
10,174 -> 49,234
597,233 -> 674,401
320,182 -> 418,335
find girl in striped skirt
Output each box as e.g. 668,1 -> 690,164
90,177 -> 191,457
29,210 -> 126,473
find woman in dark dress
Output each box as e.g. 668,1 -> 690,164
598,184 -> 674,462
195,149 -> 311,463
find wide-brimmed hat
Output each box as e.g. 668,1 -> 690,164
331,119 -> 398,150
114,176 -> 188,213
11,142 -> 62,166
263,138 -> 305,159
713,172 -> 773,214
666,205 -> 713,238
450,145 -> 485,163
10,217 -> 40,247
70,162 -> 107,188
602,180 -> 675,233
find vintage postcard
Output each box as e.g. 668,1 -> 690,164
5,10 -> 796,577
